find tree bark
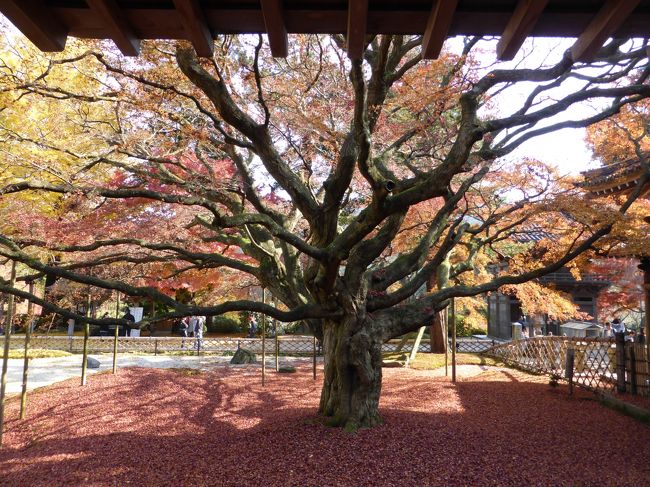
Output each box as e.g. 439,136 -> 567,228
318,316 -> 383,430
429,310 -> 447,353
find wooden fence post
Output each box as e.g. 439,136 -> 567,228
565,347 -> 575,395
629,345 -> 637,395
615,332 -> 626,393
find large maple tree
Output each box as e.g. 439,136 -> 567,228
2,28 -> 650,428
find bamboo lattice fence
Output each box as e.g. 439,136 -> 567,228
485,337 -> 649,396
6,334 -> 496,355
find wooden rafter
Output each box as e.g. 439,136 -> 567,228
172,0 -> 213,58
347,0 -> 368,60
570,0 -> 641,62
261,0 -> 288,58
421,0 -> 459,60
496,0 -> 549,61
86,0 -> 140,56
0,0 -> 67,51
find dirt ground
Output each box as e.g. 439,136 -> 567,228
1,365 -> 649,486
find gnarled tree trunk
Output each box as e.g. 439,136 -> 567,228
429,309 -> 447,353
318,316 -> 384,430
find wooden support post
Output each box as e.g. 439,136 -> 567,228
451,298 -> 457,383
313,336 -> 317,380
615,332 -> 626,393
445,307 -> 449,377
629,345 -> 637,395
275,328 -> 279,372
20,312 -> 32,419
81,322 -> 89,386
262,288 -> 266,387
408,326 -> 426,366
639,258 -> 650,382
154,339 -> 159,356
565,347 -> 575,395
81,292 -> 91,386
0,261 -> 17,447
113,292 -> 120,374
112,318 -> 119,374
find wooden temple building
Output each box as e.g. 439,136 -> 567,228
580,155 -> 650,353
487,267 -> 609,340
2,1 -> 650,61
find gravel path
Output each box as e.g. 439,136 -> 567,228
2,354 -> 316,394
1,365 -> 649,486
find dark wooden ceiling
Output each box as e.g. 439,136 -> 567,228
1,1 -> 649,61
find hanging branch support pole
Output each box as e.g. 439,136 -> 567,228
451,297 -> 457,383
20,298 -> 33,419
313,335 -> 317,380
113,292 -> 120,374
261,288 -> 266,387
0,260 -> 17,447
80,291 -> 91,386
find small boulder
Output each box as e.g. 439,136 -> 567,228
230,348 -> 257,364
278,364 -> 296,373
86,357 -> 101,369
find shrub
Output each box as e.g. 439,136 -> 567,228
453,317 -> 486,337
208,315 -> 242,334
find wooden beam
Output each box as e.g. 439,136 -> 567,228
86,0 -> 140,56
570,0 -> 640,62
496,0 -> 549,61
172,0 -> 214,58
347,0 -> 368,59
260,0 -> 288,58
0,0 -> 67,51
422,0 -> 459,60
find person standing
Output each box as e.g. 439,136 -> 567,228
189,315 -> 198,337
122,308 -> 136,337
67,317 -> 75,337
194,316 -> 205,351
602,321 -> 612,338
612,318 -> 626,336
179,316 -> 189,349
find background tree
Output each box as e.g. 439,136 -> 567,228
1,27 -> 650,428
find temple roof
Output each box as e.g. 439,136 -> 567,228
579,155 -> 649,198
1,1 -> 650,60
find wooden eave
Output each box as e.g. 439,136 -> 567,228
580,156 -> 649,199
1,1 -> 650,59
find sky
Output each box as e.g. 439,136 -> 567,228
447,36 -> 612,176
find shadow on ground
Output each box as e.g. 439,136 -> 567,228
1,366 -> 648,486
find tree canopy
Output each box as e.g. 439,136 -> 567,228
1,26 -> 650,428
